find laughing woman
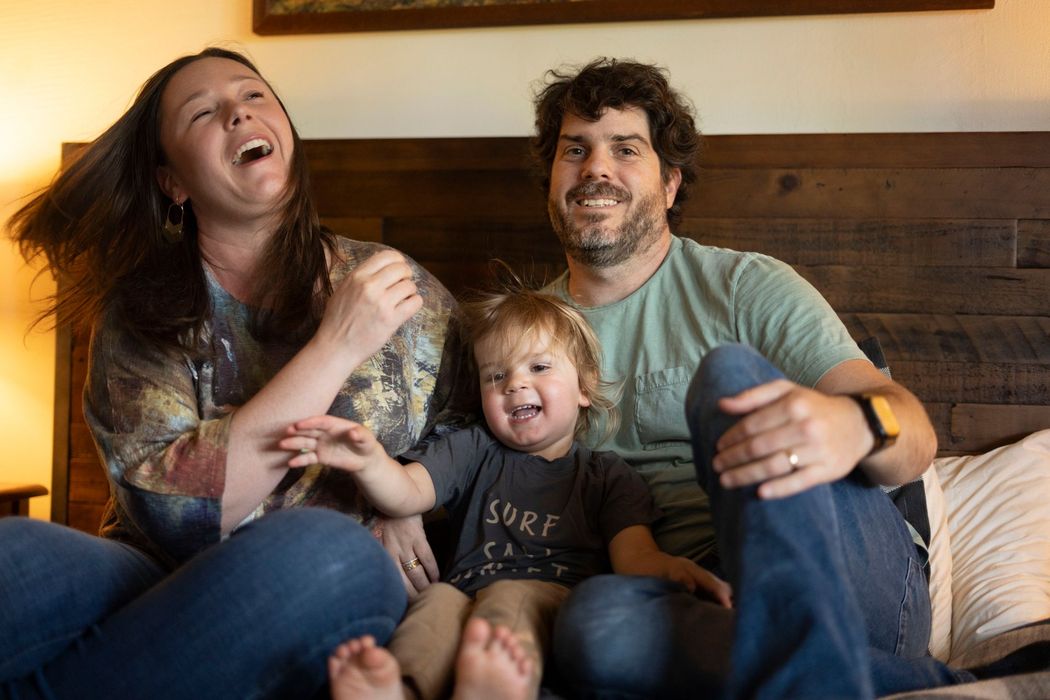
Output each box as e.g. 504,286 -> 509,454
1,48 -> 465,699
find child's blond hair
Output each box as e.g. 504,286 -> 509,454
459,285 -> 619,443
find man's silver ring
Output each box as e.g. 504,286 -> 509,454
787,451 -> 800,470
402,557 -> 422,572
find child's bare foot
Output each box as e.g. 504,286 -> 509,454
329,635 -> 406,700
452,617 -> 534,700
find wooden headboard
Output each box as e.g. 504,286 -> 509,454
52,133 -> 1050,531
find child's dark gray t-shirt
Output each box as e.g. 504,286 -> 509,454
402,424 -> 658,596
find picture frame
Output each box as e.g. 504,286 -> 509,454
253,0 -> 994,35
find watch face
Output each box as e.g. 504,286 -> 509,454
868,394 -> 901,439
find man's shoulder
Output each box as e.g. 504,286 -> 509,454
672,235 -> 779,270
672,237 -> 800,288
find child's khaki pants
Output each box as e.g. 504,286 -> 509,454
389,579 -> 571,699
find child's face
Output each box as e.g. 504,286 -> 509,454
474,327 -> 591,461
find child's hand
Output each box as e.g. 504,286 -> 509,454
278,415 -> 382,472
665,557 -> 733,608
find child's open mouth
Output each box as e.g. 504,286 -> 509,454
510,404 -> 541,421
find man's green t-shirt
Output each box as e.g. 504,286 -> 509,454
548,236 -> 866,562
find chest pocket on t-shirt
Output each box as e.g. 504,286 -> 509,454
634,366 -> 692,450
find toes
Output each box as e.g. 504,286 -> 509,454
461,616 -> 493,647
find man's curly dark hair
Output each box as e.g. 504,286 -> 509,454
531,58 -> 703,229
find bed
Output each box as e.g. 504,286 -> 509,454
51,133 -> 1050,697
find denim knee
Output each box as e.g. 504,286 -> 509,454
552,575 -> 687,697
0,518 -> 166,682
686,344 -> 782,417
0,516 -> 59,557
229,508 -> 407,639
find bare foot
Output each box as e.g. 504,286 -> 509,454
452,617 -> 534,700
328,635 -> 406,700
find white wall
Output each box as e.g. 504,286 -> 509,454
2,0 -> 1048,519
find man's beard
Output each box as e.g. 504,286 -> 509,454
549,184 -> 666,269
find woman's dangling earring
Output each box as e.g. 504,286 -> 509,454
164,199 -> 185,242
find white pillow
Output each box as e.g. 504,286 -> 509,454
934,429 -> 1050,663
922,464 -> 954,662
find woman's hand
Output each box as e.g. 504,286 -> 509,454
378,513 -> 439,599
315,249 -> 423,369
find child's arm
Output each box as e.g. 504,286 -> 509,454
609,525 -> 733,608
279,415 -> 437,517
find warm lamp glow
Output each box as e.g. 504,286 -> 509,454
0,242 -> 55,520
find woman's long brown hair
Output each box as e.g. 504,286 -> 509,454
7,47 -> 334,354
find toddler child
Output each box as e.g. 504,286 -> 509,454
280,288 -> 731,700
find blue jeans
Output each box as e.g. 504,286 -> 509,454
0,507 -> 406,700
553,344 -> 972,699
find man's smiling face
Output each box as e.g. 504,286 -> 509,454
547,106 -> 680,269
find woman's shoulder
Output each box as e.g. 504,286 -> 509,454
329,235 -> 455,308
329,235 -> 417,276
328,235 -> 382,275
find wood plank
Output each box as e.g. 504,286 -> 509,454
680,218 -> 1016,267
50,322 -> 72,524
925,402 -> 953,456
689,168 -> 1050,220
926,401 -> 1038,455
70,328 -> 88,424
71,423 -> 97,462
1019,219 -> 1050,268
702,132 -> 1050,169
416,262 -> 498,298
69,425 -> 94,466
313,171 -> 545,218
887,361 -> 1050,405
304,138 -> 532,173
67,502 -> 105,535
416,261 -> 570,299
302,133 -> 1050,184
322,218 -> 383,243
947,404 -> 1050,452
384,217 -> 566,295
799,266 -> 1050,315
384,217 -> 563,265
69,457 -> 109,504
841,314 -> 1050,364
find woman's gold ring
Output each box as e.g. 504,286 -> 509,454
402,557 -> 422,572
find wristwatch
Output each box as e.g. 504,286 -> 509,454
850,394 -> 900,456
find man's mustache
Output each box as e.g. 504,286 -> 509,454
564,182 -> 631,203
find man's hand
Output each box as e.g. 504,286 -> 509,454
379,514 -> 439,599
710,358 -> 936,499
712,379 -> 872,500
